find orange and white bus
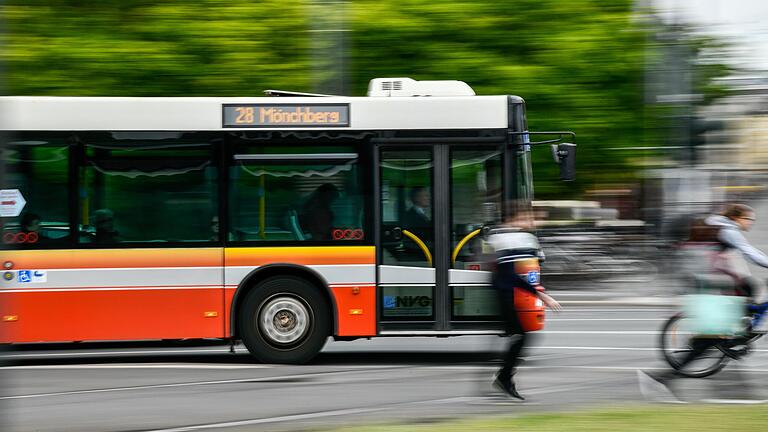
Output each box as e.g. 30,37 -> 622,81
0,78 -> 575,363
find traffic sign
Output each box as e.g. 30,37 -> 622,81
0,189 -> 27,217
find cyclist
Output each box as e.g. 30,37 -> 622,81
705,204 -> 768,306
640,203 -> 768,401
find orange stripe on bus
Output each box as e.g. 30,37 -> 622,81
0,288 -> 224,343
225,246 -> 375,266
3,246 -> 374,270
2,248 -> 222,269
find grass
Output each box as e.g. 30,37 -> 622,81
332,405 -> 768,432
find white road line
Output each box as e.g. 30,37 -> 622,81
428,365 -> 768,373
1,364 -> 272,370
4,341 -> 766,360
541,331 -> 660,334
1,363 -> 402,371
0,367 -> 411,400
0,348 -> 245,359
533,346 -> 768,353
701,399 -> 768,404
549,292 -> 639,296
534,346 -> 656,351
0,377 -> 269,400
0,371 -> 335,400
146,407 -> 391,431
547,318 -> 666,321
557,309 -> 670,312
146,397 -> 476,432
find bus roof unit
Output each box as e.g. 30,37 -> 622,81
367,77 -> 476,97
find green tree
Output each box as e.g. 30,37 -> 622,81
1,0 -> 730,198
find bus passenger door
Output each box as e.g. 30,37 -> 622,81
448,148 -> 503,327
377,145 -> 504,333
377,148 -> 436,328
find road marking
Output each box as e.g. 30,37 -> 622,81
556,308 -> 670,312
541,331 -> 661,334
4,343 -> 767,361
549,292 -> 636,296
146,397 -> 475,432
534,346 -> 677,351
533,345 -> 768,353
0,368 -> 408,400
1,363 -> 273,370
701,399 -> 768,404
533,346 -> 651,351
429,365 -> 768,373
428,365 -> 667,371
0,348 -> 247,359
547,318 -> 666,321
147,407 -> 390,431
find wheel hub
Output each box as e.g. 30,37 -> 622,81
259,296 -> 310,345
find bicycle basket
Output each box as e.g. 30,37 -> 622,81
683,294 -> 745,336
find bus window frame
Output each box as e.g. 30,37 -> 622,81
223,133 -> 375,248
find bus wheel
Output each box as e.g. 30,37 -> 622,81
238,276 -> 330,364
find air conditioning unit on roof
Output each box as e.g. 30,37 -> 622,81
367,77 -> 476,97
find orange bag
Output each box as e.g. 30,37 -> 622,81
513,258 -> 546,332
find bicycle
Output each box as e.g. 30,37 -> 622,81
660,301 -> 768,377
539,236 -> 658,285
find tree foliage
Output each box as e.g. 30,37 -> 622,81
1,0 -> 727,197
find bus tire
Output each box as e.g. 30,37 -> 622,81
238,276 -> 330,364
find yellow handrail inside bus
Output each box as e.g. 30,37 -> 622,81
259,175 -> 266,239
452,228 -> 481,265
401,229 -> 432,267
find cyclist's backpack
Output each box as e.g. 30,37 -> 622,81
687,216 -> 721,243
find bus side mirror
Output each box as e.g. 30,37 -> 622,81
551,143 -> 576,181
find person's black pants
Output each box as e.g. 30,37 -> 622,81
493,262 -> 537,382
499,311 -> 527,381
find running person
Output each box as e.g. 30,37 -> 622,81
489,209 -> 561,400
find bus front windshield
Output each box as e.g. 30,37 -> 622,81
516,146 -> 534,206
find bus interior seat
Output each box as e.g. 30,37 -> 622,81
287,209 -> 308,241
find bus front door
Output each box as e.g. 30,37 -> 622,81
377,145 -> 503,332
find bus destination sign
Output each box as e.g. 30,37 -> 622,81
222,104 -> 350,128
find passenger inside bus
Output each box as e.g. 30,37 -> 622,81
403,186 -> 432,244
16,211 -> 51,244
299,183 -> 339,241
210,215 -> 242,242
92,208 -> 121,244
20,212 -> 42,241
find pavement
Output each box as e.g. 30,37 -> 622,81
4,305 -> 768,432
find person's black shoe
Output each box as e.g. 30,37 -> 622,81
493,376 -> 525,400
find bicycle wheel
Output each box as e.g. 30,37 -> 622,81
659,312 -> 729,378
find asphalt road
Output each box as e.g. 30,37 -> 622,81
3,304 -> 768,432
5,198 -> 768,431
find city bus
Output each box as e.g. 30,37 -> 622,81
0,78 -> 575,363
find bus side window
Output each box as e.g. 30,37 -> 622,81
229,144 -> 363,243
78,133 -> 219,245
2,136 -> 72,250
